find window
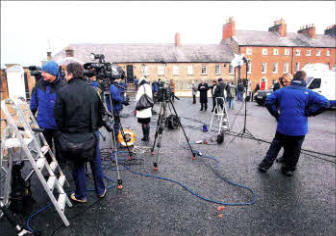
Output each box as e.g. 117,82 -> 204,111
295,62 -> 300,72
316,50 -> 321,56
187,65 -> 194,75
284,63 -> 289,73
262,48 -> 268,55
308,78 -> 321,89
215,65 -> 221,75
261,62 -> 267,74
306,50 -> 312,56
273,48 -> 279,55
247,61 -> 252,74
327,50 -> 331,56
284,48 -> 290,56
201,65 -> 207,75
296,49 -> 301,56
143,65 -> 149,76
158,65 -> 165,75
173,65 -> 179,75
246,47 -> 252,55
272,63 -> 278,74
229,65 -> 234,74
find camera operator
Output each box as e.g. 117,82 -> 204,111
107,78 -> 129,139
30,61 -> 66,167
54,62 -> 106,202
258,71 -> 329,176
213,78 -> 226,112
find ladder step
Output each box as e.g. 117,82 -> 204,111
58,175 -> 66,187
50,161 -> 58,172
36,158 -> 46,170
47,176 -> 57,191
58,193 -> 67,211
41,145 -> 49,155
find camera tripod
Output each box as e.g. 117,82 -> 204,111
151,96 -> 196,171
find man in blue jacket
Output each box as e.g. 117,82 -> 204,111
258,71 -> 329,176
30,61 -> 66,165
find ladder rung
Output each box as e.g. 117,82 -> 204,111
50,161 -> 58,172
47,176 -> 57,191
58,175 -> 66,187
36,158 -> 46,170
41,145 -> 49,155
58,193 -> 67,211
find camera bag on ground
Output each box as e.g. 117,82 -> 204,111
166,114 -> 179,129
136,85 -> 154,111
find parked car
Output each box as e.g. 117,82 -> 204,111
254,89 -> 273,105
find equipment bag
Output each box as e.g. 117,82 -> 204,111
135,85 -> 154,111
58,132 -> 97,163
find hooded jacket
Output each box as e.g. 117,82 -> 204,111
30,76 -> 65,129
265,79 -> 329,136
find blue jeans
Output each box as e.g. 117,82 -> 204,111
237,92 -> 243,101
72,131 -> 105,200
227,98 -> 235,109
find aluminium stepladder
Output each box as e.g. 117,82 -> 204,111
0,98 -> 72,226
209,97 -> 231,134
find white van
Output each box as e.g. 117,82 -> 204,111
303,63 -> 336,101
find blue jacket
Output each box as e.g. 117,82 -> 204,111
152,82 -> 159,93
30,77 -> 66,129
90,80 -> 99,88
265,79 -> 329,136
106,83 -> 125,114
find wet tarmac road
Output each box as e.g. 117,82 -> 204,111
1,98 -> 335,236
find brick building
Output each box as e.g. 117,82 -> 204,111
52,36 -> 235,92
222,17 -> 336,90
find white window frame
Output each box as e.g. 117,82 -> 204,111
326,50 -> 331,56
247,61 -> 252,74
229,65 -> 234,74
316,50 -> 321,56
295,62 -> 300,72
306,50 -> 312,56
187,65 -> 194,75
157,65 -> 165,75
262,48 -> 268,56
296,49 -> 301,56
261,62 -> 267,74
246,47 -> 252,55
215,64 -> 221,75
284,63 -> 289,73
272,63 -> 278,74
201,65 -> 207,75
273,48 -> 279,56
173,65 -> 179,75
284,48 -> 290,56
143,65 -> 149,76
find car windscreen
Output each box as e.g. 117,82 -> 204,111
308,78 -> 321,89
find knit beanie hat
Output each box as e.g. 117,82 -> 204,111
42,61 -> 59,76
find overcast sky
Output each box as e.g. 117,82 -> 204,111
1,1 -> 335,67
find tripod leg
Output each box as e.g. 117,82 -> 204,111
151,103 -> 164,155
152,103 -> 167,171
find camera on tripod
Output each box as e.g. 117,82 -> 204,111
155,81 -> 174,102
84,53 -> 125,91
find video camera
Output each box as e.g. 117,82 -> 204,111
154,81 -> 179,102
28,66 -> 42,81
84,53 -> 125,91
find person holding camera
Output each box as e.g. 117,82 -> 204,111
30,60 -> 66,167
135,77 -> 153,141
54,62 -> 106,203
258,71 -> 329,176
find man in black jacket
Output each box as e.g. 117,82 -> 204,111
213,78 -> 226,112
198,80 -> 209,111
54,63 -> 106,203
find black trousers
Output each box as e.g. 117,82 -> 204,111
192,95 -> 196,104
43,129 -> 65,167
262,132 -> 305,171
212,97 -> 216,110
200,102 -> 207,111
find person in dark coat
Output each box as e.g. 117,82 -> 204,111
273,79 -> 281,91
30,60 -> 66,166
213,78 -> 226,112
54,62 -> 106,202
258,71 -> 329,176
198,80 -> 209,111
237,81 -> 244,101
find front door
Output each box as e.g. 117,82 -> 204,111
126,65 -> 134,83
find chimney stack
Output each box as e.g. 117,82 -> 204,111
47,51 -> 52,61
65,46 -> 74,57
298,24 -> 316,38
222,17 -> 236,40
324,24 -> 336,37
175,32 -> 181,47
268,18 -> 287,37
